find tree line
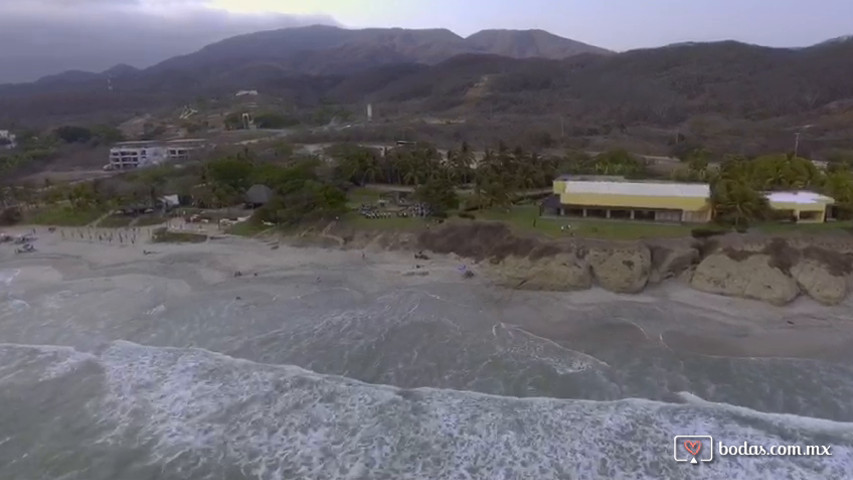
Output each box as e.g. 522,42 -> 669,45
0,125 -> 126,179
332,141 -> 853,226
4,139 -> 853,229
673,150 -> 853,225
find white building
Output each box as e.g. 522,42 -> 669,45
107,141 -> 166,170
764,190 -> 835,223
0,130 -> 16,150
106,139 -> 205,170
165,139 -> 205,162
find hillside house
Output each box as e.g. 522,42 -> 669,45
106,139 -> 206,170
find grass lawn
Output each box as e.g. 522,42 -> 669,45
134,214 -> 168,227
754,220 -> 853,235
346,187 -> 384,208
341,189 -> 853,241
227,221 -> 270,237
97,215 -> 134,228
476,205 -> 694,240
26,206 -> 107,227
151,228 -> 207,243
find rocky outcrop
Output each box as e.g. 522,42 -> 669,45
789,259 -> 849,305
489,253 -> 592,290
487,244 -> 655,293
647,244 -> 701,285
686,236 -> 853,305
301,221 -> 853,306
584,245 -> 651,293
690,253 -> 800,305
418,223 -> 673,295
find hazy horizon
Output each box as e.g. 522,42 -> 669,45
2,0 -> 852,84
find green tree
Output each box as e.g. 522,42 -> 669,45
90,125 -> 125,145
54,126 -> 93,143
256,180 -> 346,225
206,157 -> 254,192
414,177 -> 459,215
712,179 -> 770,228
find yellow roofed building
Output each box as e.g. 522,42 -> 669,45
546,176 -> 713,224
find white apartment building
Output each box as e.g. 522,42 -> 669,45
0,130 -> 16,150
107,142 -> 167,170
106,139 -> 205,170
165,139 -> 205,162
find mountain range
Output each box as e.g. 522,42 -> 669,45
2,25 -> 853,156
15,25 -> 611,84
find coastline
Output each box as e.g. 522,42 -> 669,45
285,220 -> 853,306
2,223 -> 853,363
4,220 -> 853,307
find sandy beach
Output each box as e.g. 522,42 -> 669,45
3,224 -> 852,362
3,224 -> 853,480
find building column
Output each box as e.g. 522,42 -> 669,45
559,208 -> 565,216
582,208 -> 588,218
630,210 -> 635,220
606,209 -> 611,219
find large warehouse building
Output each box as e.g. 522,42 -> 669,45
545,176 -> 838,224
547,176 -> 713,223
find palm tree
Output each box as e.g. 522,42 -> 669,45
713,179 -> 768,227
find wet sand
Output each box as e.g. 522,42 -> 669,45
2,225 -> 852,363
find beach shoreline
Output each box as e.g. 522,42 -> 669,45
2,223 -> 853,363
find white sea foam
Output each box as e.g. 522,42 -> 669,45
0,298 -> 30,320
0,343 -> 97,383
492,322 -> 601,374
97,341 -> 853,480
9,299 -> 30,310
0,268 -> 20,287
678,391 -> 853,438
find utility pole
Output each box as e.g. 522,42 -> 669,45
794,132 -> 801,158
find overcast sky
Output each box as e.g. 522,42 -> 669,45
2,0 -> 852,84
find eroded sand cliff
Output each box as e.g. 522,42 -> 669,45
309,222 -> 853,306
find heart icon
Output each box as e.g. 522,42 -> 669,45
684,440 -> 702,457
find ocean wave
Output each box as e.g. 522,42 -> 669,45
0,343 -> 97,383
91,341 -> 851,480
677,391 -> 853,438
